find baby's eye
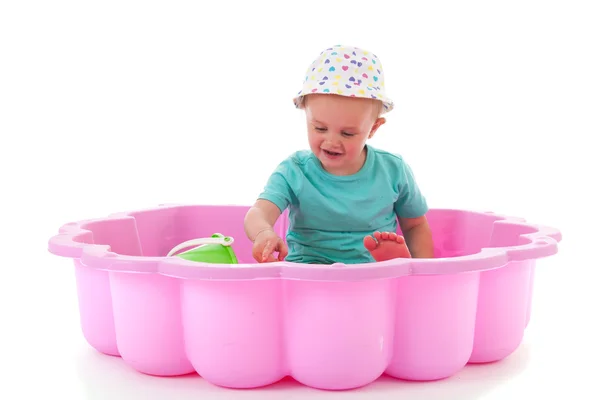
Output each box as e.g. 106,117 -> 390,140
315,127 -> 327,132
342,132 -> 355,137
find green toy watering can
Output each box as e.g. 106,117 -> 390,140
166,233 -> 238,264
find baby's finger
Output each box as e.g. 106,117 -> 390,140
277,241 -> 289,261
262,240 -> 275,262
264,254 -> 277,263
253,247 -> 266,262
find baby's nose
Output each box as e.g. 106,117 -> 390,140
324,136 -> 341,147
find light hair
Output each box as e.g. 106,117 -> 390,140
300,94 -> 384,120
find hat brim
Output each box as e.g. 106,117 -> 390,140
293,92 -> 394,115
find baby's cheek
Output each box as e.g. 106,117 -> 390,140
347,142 -> 364,155
307,134 -> 321,149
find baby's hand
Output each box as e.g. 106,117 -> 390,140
252,229 -> 288,263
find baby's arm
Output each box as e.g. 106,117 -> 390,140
393,158 -> 434,258
244,199 -> 288,262
399,216 -> 434,258
244,199 -> 282,242
246,155 -> 298,262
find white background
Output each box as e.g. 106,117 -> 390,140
1,0 -> 598,398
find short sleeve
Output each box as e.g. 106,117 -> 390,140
394,161 -> 429,219
257,158 -> 299,213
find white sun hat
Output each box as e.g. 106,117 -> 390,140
293,45 -> 394,114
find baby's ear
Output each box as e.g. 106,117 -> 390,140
369,117 -> 386,138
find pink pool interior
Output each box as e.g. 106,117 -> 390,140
69,205 -> 544,263
49,205 -> 561,391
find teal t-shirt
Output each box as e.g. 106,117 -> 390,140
257,145 -> 428,265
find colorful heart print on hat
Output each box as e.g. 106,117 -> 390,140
293,45 -> 394,114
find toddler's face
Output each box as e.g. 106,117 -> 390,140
304,94 -> 385,175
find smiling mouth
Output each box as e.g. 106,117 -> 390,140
323,149 -> 343,156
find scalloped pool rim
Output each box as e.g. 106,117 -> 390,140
47,204 -> 562,281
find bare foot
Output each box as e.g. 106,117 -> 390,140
363,231 -> 412,262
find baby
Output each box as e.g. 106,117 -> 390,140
244,45 -> 434,264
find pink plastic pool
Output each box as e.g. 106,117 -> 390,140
47,204 -> 561,390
